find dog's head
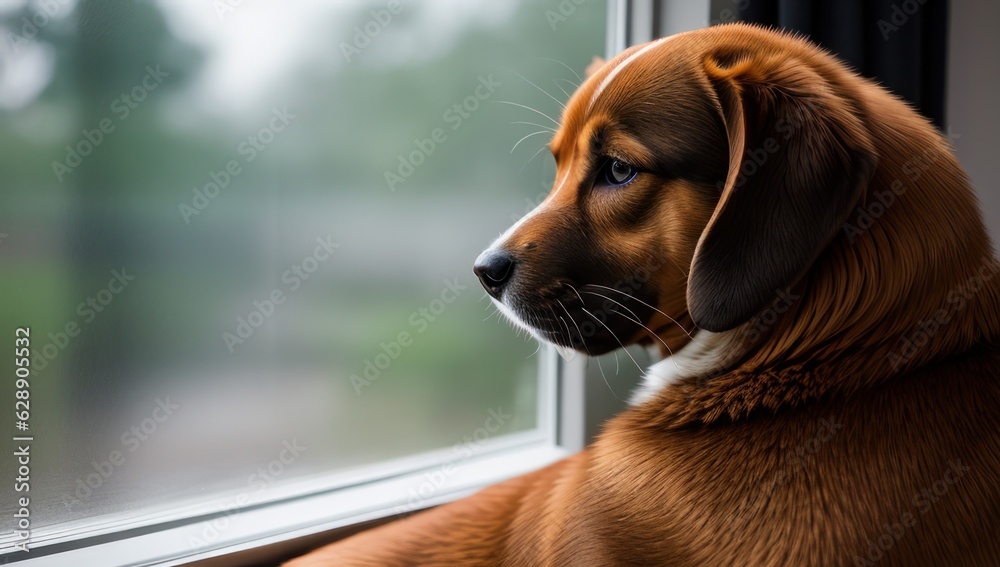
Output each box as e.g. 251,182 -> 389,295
475,25 -> 876,357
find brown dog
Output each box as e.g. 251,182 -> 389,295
289,24 -> 1000,566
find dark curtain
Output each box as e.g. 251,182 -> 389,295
738,0 -> 949,128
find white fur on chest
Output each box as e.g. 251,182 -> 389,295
630,330 -> 737,406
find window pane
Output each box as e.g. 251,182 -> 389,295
0,0 -> 606,537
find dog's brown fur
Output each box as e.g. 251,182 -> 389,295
288,24 -> 1000,566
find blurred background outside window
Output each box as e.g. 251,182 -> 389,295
0,0 -> 606,551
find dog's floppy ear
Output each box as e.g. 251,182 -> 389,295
687,53 -> 878,332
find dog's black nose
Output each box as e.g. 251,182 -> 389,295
474,250 -> 516,298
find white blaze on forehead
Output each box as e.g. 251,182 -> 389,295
587,35 -> 677,113
492,29 -> 684,255
490,163 -> 573,250
496,32 -> 690,255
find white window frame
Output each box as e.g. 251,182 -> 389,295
2,2 -> 711,564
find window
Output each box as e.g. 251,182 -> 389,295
1,0 -> 607,563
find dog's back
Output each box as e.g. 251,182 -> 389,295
588,349 -> 1000,566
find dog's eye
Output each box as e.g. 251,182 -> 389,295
600,159 -> 638,187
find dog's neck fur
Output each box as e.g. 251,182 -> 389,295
636,98 -> 1000,427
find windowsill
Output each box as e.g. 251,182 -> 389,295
4,437 -> 570,566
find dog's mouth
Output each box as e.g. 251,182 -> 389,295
492,280 -> 658,356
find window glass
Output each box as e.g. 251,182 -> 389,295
0,0 -> 606,537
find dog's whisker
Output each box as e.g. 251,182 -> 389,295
511,120 -> 556,133
580,290 -> 643,324
556,300 -> 582,349
583,284 -> 693,338
548,303 -> 568,335
556,315 -> 574,350
494,100 -> 559,126
553,76 -> 582,92
579,304 -> 645,377
511,130 -> 552,154
519,144 -> 551,175
581,290 -> 676,359
566,285 -> 622,378
504,67 -> 567,110
541,57 -> 583,83
664,254 -> 689,277
527,339 -> 542,358
594,355 -> 617,400
567,285 -> 640,378
567,281 -> 587,306
558,299 -> 622,401
551,79 -> 572,99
